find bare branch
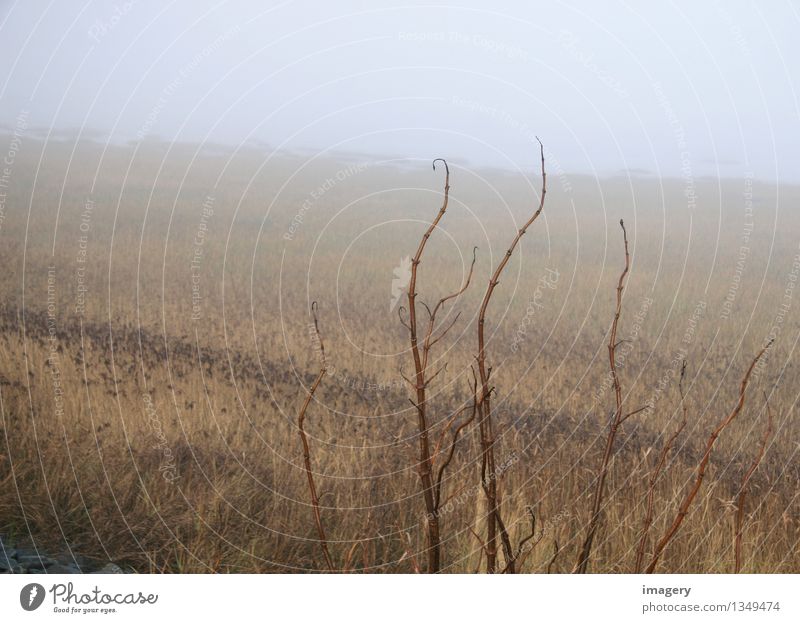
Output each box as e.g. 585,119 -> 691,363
476,138 -> 547,573
421,246 -> 477,369
399,366 -> 416,390
433,375 -> 479,508
430,246 -> 478,324
427,311 -> 462,352
297,301 -> 335,572
425,361 -> 448,387
734,391 -> 774,572
546,540 -> 560,574
401,157 -> 452,573
431,399 -> 473,467
503,507 -> 540,572
619,404 -> 650,425
574,218 -> 630,574
634,360 -> 688,573
420,301 -> 433,322
645,341 -> 773,573
397,305 -> 411,331
468,526 -> 490,558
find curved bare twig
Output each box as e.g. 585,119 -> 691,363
645,341 -> 773,573
574,219 -> 631,574
403,157 -> 451,573
734,391 -> 774,572
634,360 -> 688,573
476,138 -> 547,573
297,301 -> 335,571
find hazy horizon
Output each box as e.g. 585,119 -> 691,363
1,1 -> 799,183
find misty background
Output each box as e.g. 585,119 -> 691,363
1,0 -> 799,181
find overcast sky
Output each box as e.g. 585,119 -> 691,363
1,0 -> 798,181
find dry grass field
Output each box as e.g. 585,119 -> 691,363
0,136 -> 798,572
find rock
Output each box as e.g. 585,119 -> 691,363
91,563 -> 124,574
0,540 -> 128,574
46,564 -> 81,574
16,555 -> 56,569
56,553 -> 91,569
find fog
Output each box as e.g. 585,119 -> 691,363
1,0 -> 799,181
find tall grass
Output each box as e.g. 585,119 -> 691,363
0,137 -> 797,572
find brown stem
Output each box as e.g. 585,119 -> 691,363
404,158 -> 460,573
433,373 -> 478,509
503,507 -> 540,572
634,360 -> 688,573
645,341 -> 773,573
734,392 -> 773,572
574,219 -> 630,574
477,138 -> 547,572
297,302 -> 335,572
422,246 -> 477,370
547,540 -> 561,574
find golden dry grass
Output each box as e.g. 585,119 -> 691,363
0,136 -> 797,572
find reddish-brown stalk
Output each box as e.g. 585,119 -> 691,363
476,138 -> 547,573
297,302 -> 335,572
432,369 -> 479,511
574,219 -> 637,574
733,393 -> 774,572
645,341 -> 773,573
400,159 -> 476,573
547,540 -> 561,574
503,507 -> 541,572
634,360 -> 689,573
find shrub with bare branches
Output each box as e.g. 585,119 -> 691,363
398,158 -> 477,572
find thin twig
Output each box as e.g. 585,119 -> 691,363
397,305 -> 411,331
477,138 -> 547,573
404,158 -> 460,573
546,540 -> 560,574
297,301 -> 335,572
574,219 -> 630,574
734,392 -> 774,572
503,507 -> 539,572
645,341 -> 773,573
634,360 -> 688,573
619,404 -> 651,425
422,246 -> 477,368
433,374 -> 479,508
